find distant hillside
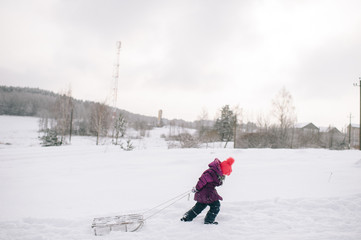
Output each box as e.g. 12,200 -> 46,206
0,86 -> 195,128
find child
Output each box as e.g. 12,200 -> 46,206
181,157 -> 235,224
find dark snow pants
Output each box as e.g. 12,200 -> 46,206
182,200 -> 220,224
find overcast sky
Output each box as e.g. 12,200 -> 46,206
1,0 -> 361,130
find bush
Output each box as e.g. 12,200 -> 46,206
166,132 -> 200,148
121,139 -> 134,151
39,129 -> 62,147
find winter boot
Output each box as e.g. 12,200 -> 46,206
205,221 -> 218,225
181,202 -> 207,222
204,200 -> 220,224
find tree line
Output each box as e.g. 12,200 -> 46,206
195,88 -> 346,150
0,86 -> 194,146
1,86 -> 346,149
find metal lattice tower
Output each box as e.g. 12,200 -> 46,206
112,41 -> 121,113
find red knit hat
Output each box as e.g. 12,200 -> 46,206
220,157 -> 235,176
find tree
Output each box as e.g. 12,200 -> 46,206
271,87 -> 297,147
121,139 -> 134,151
52,88 -> 73,144
203,129 -> 220,148
39,128 -> 62,147
91,102 -> 111,145
232,105 -> 243,148
112,112 -> 127,145
214,105 -> 236,147
196,107 -> 210,142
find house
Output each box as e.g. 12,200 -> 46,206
294,123 -> 319,133
293,123 -> 320,148
319,126 -> 343,135
319,126 -> 345,149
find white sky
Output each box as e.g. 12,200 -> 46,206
1,0 -> 361,130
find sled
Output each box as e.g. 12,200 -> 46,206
91,190 -> 191,236
91,214 -> 144,235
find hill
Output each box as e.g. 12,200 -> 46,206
0,85 -> 195,128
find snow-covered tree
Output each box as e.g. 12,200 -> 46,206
214,105 -> 236,147
39,129 -> 62,147
112,113 -> 127,145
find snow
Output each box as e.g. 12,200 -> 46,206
0,115 -> 40,148
0,115 -> 361,240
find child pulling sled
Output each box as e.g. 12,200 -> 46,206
181,157 -> 235,224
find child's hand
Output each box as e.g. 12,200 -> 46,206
218,175 -> 225,185
191,187 -> 198,193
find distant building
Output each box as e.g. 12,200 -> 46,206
319,126 -> 345,149
293,122 -> 320,148
294,122 -> 319,133
239,122 -> 258,133
157,110 -> 163,127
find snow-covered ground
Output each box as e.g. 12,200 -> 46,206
0,115 -> 361,240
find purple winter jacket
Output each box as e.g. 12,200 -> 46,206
194,158 -> 224,204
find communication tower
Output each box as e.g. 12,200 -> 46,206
112,41 -> 121,113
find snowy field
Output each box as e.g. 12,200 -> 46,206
0,115 -> 361,240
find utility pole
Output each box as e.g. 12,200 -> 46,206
348,113 -> 353,148
233,114 -> 237,149
353,77 -> 361,150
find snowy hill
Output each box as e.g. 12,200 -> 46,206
0,115 -> 361,240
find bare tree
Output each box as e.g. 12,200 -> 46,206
53,88 -> 73,144
232,105 -> 243,148
204,129 -> 220,148
91,102 -> 111,145
196,107 -> 210,142
272,87 -> 297,147
256,113 -> 271,132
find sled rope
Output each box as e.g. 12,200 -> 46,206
91,190 -> 192,235
143,189 -> 192,220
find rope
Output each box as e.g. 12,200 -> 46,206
143,189 -> 192,220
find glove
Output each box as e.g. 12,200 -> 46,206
191,187 -> 198,193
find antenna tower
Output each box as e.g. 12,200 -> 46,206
112,41 -> 121,114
